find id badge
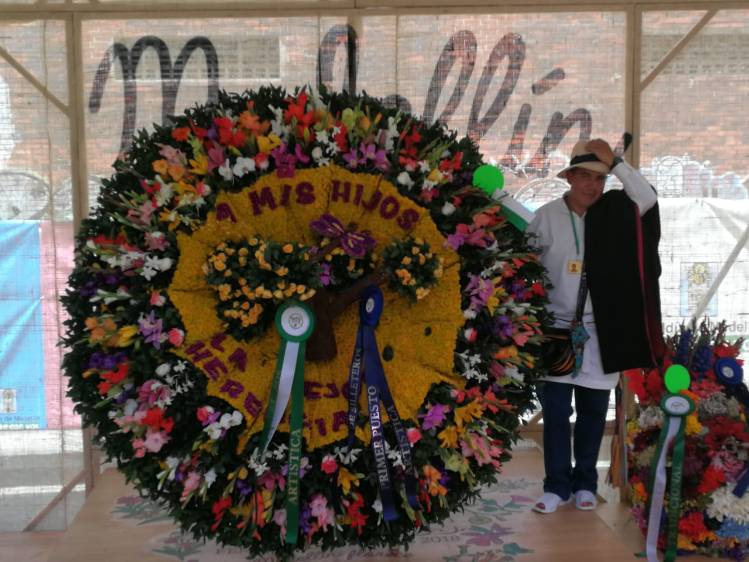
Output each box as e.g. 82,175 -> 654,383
567,260 -> 582,275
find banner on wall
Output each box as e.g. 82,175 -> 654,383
0,221 -> 46,430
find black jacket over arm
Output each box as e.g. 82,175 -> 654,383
584,190 -> 666,373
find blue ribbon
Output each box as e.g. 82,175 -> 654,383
734,468 -> 749,499
344,286 -> 421,521
715,358 -> 743,386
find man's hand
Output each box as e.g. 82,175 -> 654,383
585,139 -> 615,168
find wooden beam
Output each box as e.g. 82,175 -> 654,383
640,8 -> 717,92
23,470 -> 86,532
0,44 -> 69,117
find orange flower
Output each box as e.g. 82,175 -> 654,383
238,111 -> 269,135
171,127 -> 190,142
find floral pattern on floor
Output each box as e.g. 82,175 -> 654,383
111,478 -> 539,562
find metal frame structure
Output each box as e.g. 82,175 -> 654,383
0,0 -> 745,530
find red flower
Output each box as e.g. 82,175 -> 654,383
714,344 -> 738,358
284,92 -> 316,137
696,465 -> 726,495
678,511 -> 709,541
210,497 -> 233,531
189,119 -> 207,139
399,126 -> 421,159
644,368 -> 665,404
345,493 -> 368,535
530,282 -> 545,297
142,407 -> 174,433
333,124 -> 348,152
97,363 -> 129,395
625,369 -> 648,402
439,151 -> 463,172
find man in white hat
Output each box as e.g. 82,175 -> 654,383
528,138 -> 665,514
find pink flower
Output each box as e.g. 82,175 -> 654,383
145,231 -> 169,251
132,438 -> 146,458
273,508 -> 287,529
310,494 -> 334,531
258,470 -> 285,491
460,433 -> 501,468
196,406 -> 217,424
168,328 -> 184,346
150,291 -> 166,306
181,471 -> 201,499
208,146 -> 226,172
321,454 -> 338,474
143,429 -> 169,453
138,379 -> 171,408
407,427 -> 422,444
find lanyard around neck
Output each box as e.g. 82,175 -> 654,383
567,208 -> 580,256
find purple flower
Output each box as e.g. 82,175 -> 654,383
493,315 -> 513,341
294,144 -> 310,165
419,403 -> 449,430
466,274 -> 494,312
88,351 -> 127,370
138,311 -> 164,349
299,503 -> 312,534
235,479 -> 252,498
271,144 -> 297,178
360,143 -> 390,172
320,263 -> 332,286
309,214 -> 376,259
342,146 -> 364,169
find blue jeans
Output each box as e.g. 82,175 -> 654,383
537,381 -> 610,500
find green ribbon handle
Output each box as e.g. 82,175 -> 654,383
645,394 -> 694,562
665,418 -> 686,562
258,301 -> 315,545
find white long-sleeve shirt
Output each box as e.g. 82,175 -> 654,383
527,160 -> 657,389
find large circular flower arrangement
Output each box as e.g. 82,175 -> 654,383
626,321 -> 749,559
62,86 -> 548,559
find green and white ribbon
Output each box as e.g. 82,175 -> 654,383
495,191 -> 535,231
259,300 -> 315,545
646,393 -> 694,562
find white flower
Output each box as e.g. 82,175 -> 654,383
397,171 -> 414,188
463,309 -> 477,320
334,446 -> 362,465
205,424 -> 222,440
638,405 -> 664,430
442,202 -> 456,215
123,399 -> 138,417
268,105 -> 290,137
372,499 -> 383,513
232,156 -> 255,177
141,256 -> 173,280
316,130 -> 330,145
272,443 -> 288,461
384,116 -> 399,151
248,452 -> 270,475
154,178 -> 174,206
218,158 -> 234,181
174,361 -> 187,373
387,448 -> 405,470
707,484 -> 749,524
505,366 -> 524,383
156,363 -> 171,377
219,410 -> 243,429
204,468 -> 217,487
